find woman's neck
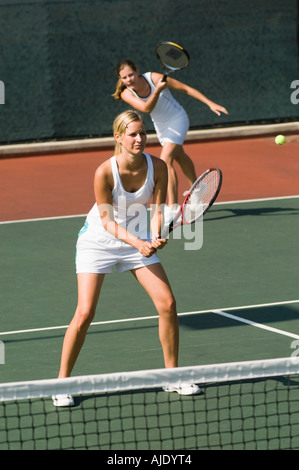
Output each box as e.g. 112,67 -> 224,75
117,151 -> 145,171
132,75 -> 150,98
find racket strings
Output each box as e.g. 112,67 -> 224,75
183,172 -> 220,223
156,43 -> 189,71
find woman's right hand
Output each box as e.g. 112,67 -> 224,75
155,77 -> 168,92
137,240 -> 157,258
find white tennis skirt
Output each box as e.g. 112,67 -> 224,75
75,222 -> 160,274
153,111 -> 189,146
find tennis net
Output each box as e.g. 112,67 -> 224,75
1,357 -> 299,450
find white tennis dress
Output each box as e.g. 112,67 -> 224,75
128,72 -> 189,146
76,153 -> 160,274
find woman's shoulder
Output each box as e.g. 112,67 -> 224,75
94,158 -> 114,182
147,154 -> 167,174
120,87 -> 131,98
148,72 -> 163,85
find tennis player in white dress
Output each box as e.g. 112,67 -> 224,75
113,60 -> 228,221
53,110 -> 200,407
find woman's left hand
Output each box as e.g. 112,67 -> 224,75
151,237 -> 168,251
209,103 -> 229,116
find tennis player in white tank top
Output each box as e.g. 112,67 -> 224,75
76,152 -> 159,274
53,110 -> 201,407
128,72 -> 190,147
114,60 -> 228,212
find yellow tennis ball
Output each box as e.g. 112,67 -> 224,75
275,135 -> 286,145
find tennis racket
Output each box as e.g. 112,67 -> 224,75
156,41 -> 190,82
163,168 -> 223,237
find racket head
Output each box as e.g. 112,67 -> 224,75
182,168 -> 222,224
156,41 -> 190,79
162,168 -> 222,238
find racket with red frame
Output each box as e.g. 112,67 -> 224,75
163,168 -> 223,238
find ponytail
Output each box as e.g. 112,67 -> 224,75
112,78 -> 126,101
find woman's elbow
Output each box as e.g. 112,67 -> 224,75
140,105 -> 152,114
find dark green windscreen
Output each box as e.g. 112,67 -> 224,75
0,0 -> 298,143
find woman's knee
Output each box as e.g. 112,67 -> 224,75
174,148 -> 189,164
159,294 -> 177,317
73,305 -> 96,331
160,153 -> 174,166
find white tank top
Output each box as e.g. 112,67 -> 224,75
128,72 -> 185,125
86,153 -> 155,240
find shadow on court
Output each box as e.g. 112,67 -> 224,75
179,305 -> 299,331
208,205 -> 299,221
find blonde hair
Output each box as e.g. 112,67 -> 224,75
113,110 -> 145,154
112,60 -> 138,100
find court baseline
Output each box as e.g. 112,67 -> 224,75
0,195 -> 298,225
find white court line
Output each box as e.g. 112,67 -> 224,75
1,299 -> 299,338
0,195 -> 298,225
212,310 -> 299,340
215,195 -> 299,205
0,214 -> 87,225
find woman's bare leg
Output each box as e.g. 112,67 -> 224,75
131,264 -> 179,368
160,142 -> 196,206
58,273 -> 105,378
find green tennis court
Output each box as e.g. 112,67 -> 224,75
1,196 -> 299,383
1,196 -> 299,450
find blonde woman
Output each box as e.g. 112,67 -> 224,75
53,110 -> 200,407
113,60 -> 228,217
